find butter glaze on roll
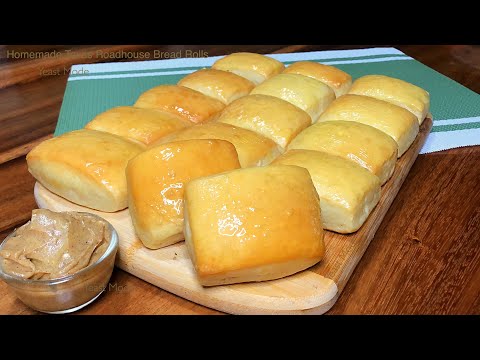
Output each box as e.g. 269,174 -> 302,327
126,139 -> 241,249
272,150 -> 381,233
216,94 -> 311,149
250,73 -> 335,123
134,85 -> 225,124
348,75 -> 430,124
318,94 -> 419,157
150,122 -> 282,168
27,129 -> 143,212
288,121 -> 398,185
212,52 -> 285,85
184,165 -> 325,286
283,61 -> 352,97
178,69 -> 255,104
85,106 -> 192,146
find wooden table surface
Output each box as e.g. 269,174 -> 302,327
0,45 -> 478,315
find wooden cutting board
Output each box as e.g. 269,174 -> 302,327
34,118 -> 432,314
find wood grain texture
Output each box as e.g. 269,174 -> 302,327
330,145 -> 480,314
0,156 -> 37,233
0,45 -> 479,315
32,119 -> 432,314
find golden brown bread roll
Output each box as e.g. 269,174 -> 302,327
134,85 -> 225,124
216,94 -> 311,149
283,61 -> 352,97
250,73 -> 335,123
318,94 -> 419,157
212,52 -> 285,85
288,121 -> 398,185
85,106 -> 192,146
126,139 -> 241,249
184,165 -> 325,286
150,122 -> 282,168
272,150 -> 381,233
27,129 -> 144,212
348,75 -> 430,124
178,69 -> 255,104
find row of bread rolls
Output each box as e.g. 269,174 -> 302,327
26,52 -> 430,287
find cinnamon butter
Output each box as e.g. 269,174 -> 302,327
0,210 -> 118,313
0,209 -> 111,280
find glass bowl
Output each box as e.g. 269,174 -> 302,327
0,212 -> 119,314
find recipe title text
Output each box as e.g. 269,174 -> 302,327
5,49 -> 209,60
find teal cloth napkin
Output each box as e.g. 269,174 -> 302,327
55,47 -> 480,153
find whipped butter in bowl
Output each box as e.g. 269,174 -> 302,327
0,209 -> 118,314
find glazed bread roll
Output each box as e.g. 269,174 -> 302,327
272,150 -> 381,233
85,106 -> 192,146
178,69 -> 255,104
288,121 -> 398,185
212,52 -> 285,85
134,85 -> 225,124
184,165 -> 325,286
250,73 -> 335,123
27,129 -> 143,212
151,122 -> 282,168
216,94 -> 311,149
283,61 -> 352,97
348,75 -> 430,124
126,139 -> 240,249
318,94 -> 419,157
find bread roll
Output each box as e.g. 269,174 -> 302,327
85,106 -> 191,146
212,52 -> 285,85
216,94 -> 311,149
178,69 -> 255,104
272,150 -> 381,233
288,121 -> 398,185
27,129 -> 143,212
184,165 -> 325,286
126,139 -> 240,249
283,61 -> 352,97
318,94 -> 419,157
250,73 -> 335,123
151,122 -> 282,168
348,75 -> 430,124
134,85 -> 225,124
